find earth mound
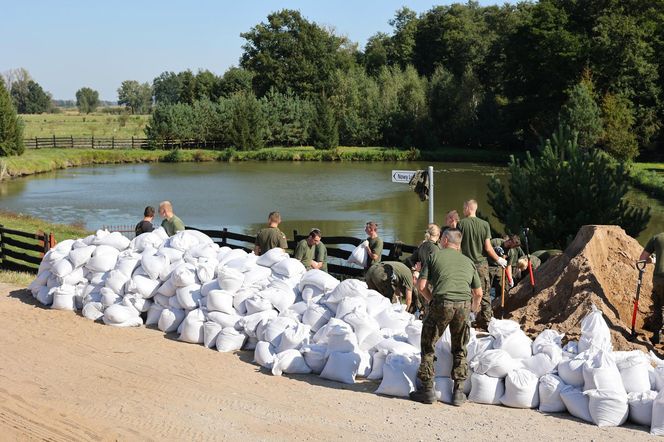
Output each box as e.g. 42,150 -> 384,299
501,225 -> 657,352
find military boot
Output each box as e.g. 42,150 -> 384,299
409,387 -> 435,404
452,381 -> 467,407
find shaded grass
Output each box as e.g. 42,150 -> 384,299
0,210 -> 91,240
0,270 -> 36,286
630,162 -> 664,201
20,113 -> 150,138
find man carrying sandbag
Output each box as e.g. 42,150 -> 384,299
293,228 -> 325,270
639,232 -> 664,344
410,228 -> 482,406
254,211 -> 288,256
364,221 -> 383,270
365,261 -> 414,311
159,201 -> 185,237
458,199 -> 506,330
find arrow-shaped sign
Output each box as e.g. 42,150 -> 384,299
392,170 -> 416,183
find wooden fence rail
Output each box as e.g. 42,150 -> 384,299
24,136 -> 229,150
0,226 -> 53,273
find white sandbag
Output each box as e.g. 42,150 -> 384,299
471,349 -> 520,378
277,323 -> 311,353
628,391 -> 656,426
94,231 -> 130,250
501,368 -> 540,409
217,266 -> 244,292
652,390 -> 664,435
521,353 -> 557,378
87,245 -> 120,272
128,274 -> 161,299
105,269 -> 130,294
357,349 -> 372,378
57,266 -> 85,286
319,351 -> 362,384
434,377 -> 455,404
538,374 -> 567,413
254,341 -> 277,369
141,251 -> 169,280
69,245 -> 96,268
271,349 -> 311,376
367,349 -> 388,380
36,286 -> 54,305
217,248 -> 247,267
245,295 -> 274,315
200,279 -> 221,297
300,284 -> 324,302
131,230 -> 165,252
560,385 -> 592,423
242,265 -> 272,288
313,318 -> 351,343
102,315 -> 143,327
157,245 -> 184,264
256,247 -> 288,268
184,242 -> 219,262
325,278 -> 368,305
179,309 -> 206,344
271,257 -> 305,279
405,320 -> 422,349
206,290 -> 235,314
558,354 -> 587,387
158,307 -> 186,333
167,230 -> 213,251
288,301 -> 308,316
325,326 -> 359,356
374,353 -> 420,397
206,311 -> 241,329
359,331 -> 386,352
374,338 -> 419,356
216,327 -> 246,352
532,329 -> 564,354
51,258 -> 74,278
239,310 -> 278,338
344,309 -> 381,344
298,269 -> 339,293
563,341 -> 579,356
262,286 -> 296,313
100,287 -> 121,307
469,373 -> 505,405
51,284 -> 76,311
467,334 -> 494,362
176,284 -> 202,310
145,303 -> 164,326
374,308 -> 410,331
258,316 -> 296,347
583,349 -> 625,394
347,240 -> 369,267
168,294 -> 184,310
586,389 -> 628,427
153,293 -> 170,308
300,343 -> 328,374
157,277 -> 177,297
616,352 -> 651,394
115,251 -> 141,277
53,238 -> 76,254
493,329 -> 533,360
29,270 -> 50,293
335,296 -> 367,320
224,254 -> 257,273
82,301 -> 104,321
103,301 -> 140,325
172,263 -> 198,288
578,303 -> 612,353
302,303 -> 332,333
124,294 -> 152,313
488,318 -> 521,338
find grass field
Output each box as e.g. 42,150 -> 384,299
20,112 -> 150,138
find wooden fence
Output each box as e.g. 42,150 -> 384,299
24,136 -> 228,150
0,226 -> 53,273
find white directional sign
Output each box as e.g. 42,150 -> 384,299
391,170 -> 416,183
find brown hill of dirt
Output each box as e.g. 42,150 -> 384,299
500,225 -> 658,353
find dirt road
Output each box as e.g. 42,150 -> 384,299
0,284 -> 655,441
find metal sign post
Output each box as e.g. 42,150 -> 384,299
428,166 -> 434,224
392,167 -> 435,224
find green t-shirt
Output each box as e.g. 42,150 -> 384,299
255,226 -> 288,255
385,261 -> 414,292
421,248 -> 481,302
458,217 -> 491,265
367,236 -> 384,268
490,238 -> 524,267
645,233 -> 664,276
293,239 -> 316,270
161,215 -> 185,237
315,242 -> 328,272
403,240 -> 441,269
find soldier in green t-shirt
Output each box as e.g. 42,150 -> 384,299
158,201 -> 185,237
314,242 -> 328,272
364,221 -> 383,269
489,235 -> 523,291
457,200 -> 506,330
365,261 -> 414,310
293,228 -> 325,271
254,211 -> 288,256
639,232 -> 664,344
410,228 -> 482,406
403,224 -> 442,315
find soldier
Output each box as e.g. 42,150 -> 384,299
639,232 -> 664,344
409,228 -> 482,406
403,224 -> 442,315
489,234 -> 523,292
254,211 -> 288,256
293,228 -> 324,270
158,201 -> 185,237
364,221 -> 383,270
365,261 -> 414,311
457,200 -> 506,330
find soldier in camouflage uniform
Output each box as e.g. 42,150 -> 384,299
457,200 -> 506,330
409,228 -> 482,406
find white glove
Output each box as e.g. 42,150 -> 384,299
508,279 -> 514,289
497,257 -> 508,268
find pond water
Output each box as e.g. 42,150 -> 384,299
0,161 -> 661,246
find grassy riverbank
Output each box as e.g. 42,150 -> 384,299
20,113 -> 150,138
630,162 -> 664,200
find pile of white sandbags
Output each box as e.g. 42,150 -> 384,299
28,233 -> 664,435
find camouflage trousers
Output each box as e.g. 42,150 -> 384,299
652,275 -> 664,331
417,298 -> 471,390
474,262 -> 492,329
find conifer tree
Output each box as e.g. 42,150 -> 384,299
0,81 -> 24,156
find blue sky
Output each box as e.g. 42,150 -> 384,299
1,0 -> 516,101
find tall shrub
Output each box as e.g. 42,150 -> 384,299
600,92 -> 639,161
229,91 -> 265,150
311,92 -> 339,150
559,70 -> 603,149
0,82 -> 24,156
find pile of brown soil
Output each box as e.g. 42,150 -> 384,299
500,225 -> 657,353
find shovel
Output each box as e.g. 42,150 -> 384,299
500,263 -> 506,319
630,260 -> 647,339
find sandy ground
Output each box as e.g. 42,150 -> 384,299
0,284 -> 657,441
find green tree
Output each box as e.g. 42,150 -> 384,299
229,91 -> 265,150
600,92 -> 639,161
75,87 -> 100,114
144,102 -> 196,143
240,9 -> 355,97
117,80 -> 152,114
388,7 -> 419,69
12,79 -> 52,114
218,67 -> 255,97
362,33 -> 390,76
559,70 -> 603,149
0,81 -> 24,156
311,93 -> 338,150
261,89 -> 314,146
487,126 -> 650,249
153,71 -> 182,105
